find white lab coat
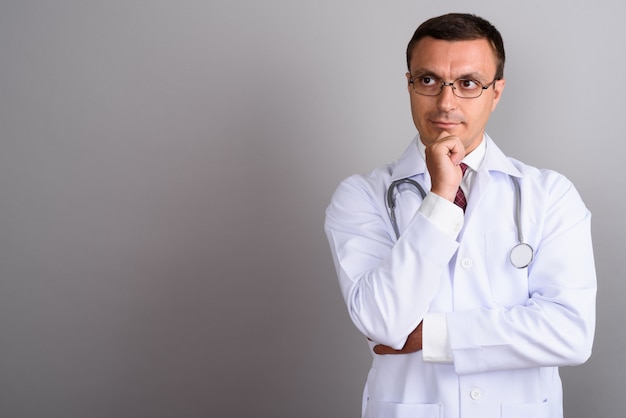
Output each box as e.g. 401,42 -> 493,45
324,134 -> 596,418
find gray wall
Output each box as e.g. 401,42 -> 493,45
0,1 -> 622,417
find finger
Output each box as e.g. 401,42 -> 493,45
436,134 -> 464,165
430,133 -> 465,160
448,143 -> 465,166
436,130 -> 452,141
374,344 -> 417,355
373,344 -> 401,355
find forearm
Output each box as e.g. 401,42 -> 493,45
447,215 -> 596,374
447,295 -> 595,374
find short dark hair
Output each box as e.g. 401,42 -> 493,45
406,13 -> 505,80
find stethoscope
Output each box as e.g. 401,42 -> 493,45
386,175 -> 534,269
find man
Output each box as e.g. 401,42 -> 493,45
324,13 -> 596,418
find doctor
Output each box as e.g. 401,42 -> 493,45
324,13 -> 596,418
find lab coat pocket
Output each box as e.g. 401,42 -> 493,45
486,230 -> 530,307
501,399 -> 549,418
365,400 -> 442,418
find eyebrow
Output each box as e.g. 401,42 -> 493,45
411,68 -> 488,82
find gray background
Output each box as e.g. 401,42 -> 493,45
0,1 -> 622,417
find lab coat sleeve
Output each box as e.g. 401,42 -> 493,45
447,174 -> 597,375
325,175 -> 460,349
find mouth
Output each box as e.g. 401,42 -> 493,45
429,120 -> 462,130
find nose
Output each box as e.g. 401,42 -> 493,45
436,82 -> 457,112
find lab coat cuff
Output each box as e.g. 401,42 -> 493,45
418,192 -> 464,238
422,313 -> 454,363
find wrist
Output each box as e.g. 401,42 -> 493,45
430,187 -> 457,202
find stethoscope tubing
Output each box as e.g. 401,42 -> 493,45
386,178 -> 427,240
386,175 -> 533,268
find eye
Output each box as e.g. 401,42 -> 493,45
457,79 -> 481,90
418,76 -> 438,86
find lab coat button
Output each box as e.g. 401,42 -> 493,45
460,257 -> 473,269
470,388 -> 483,400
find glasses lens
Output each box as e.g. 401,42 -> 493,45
452,79 -> 484,98
412,76 -> 441,96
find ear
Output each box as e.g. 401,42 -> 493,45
406,72 -> 412,93
491,78 -> 506,111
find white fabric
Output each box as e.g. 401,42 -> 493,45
416,138 -> 485,362
422,313 -> 453,362
324,133 -> 596,418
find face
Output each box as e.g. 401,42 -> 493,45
406,37 -> 505,154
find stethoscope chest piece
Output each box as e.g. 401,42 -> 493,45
510,242 -> 533,269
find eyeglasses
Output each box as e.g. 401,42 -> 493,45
409,75 -> 499,99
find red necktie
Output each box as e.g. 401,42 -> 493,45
454,163 -> 468,212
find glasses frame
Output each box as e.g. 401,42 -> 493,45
409,75 -> 499,99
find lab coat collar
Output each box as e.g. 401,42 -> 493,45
481,133 -> 523,178
389,134 -> 427,182
390,133 -> 522,182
